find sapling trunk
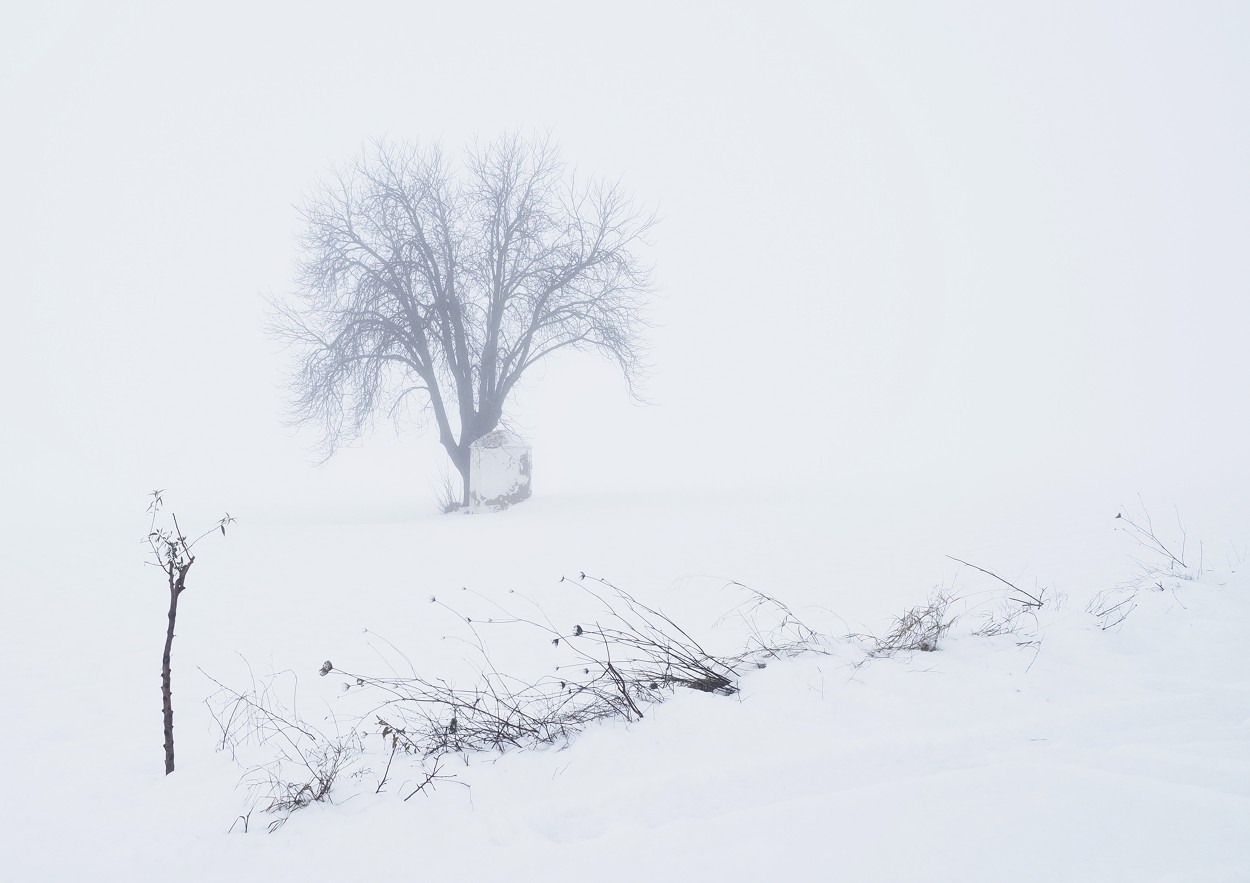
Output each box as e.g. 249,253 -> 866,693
146,494 -> 231,777
161,558 -> 192,775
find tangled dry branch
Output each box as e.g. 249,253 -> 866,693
326,576 -> 825,760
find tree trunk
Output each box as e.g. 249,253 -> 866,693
458,458 -> 470,508
443,442 -> 472,509
161,583 -> 180,775
445,407 -> 504,509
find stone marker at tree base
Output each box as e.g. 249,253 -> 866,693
469,431 -> 532,511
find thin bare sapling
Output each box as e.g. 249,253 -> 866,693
145,490 -> 234,775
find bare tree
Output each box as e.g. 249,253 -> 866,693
272,133 -> 655,506
145,490 -> 234,774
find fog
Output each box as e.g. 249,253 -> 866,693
2,1 -> 1247,528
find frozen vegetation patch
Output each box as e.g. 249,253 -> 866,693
198,501 -> 1222,834
206,576 -> 833,830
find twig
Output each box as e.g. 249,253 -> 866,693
946,556 -> 1043,608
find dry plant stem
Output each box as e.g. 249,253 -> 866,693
857,588 -> 958,657
430,467 -> 463,514
202,668 -> 358,825
1087,585 -> 1141,630
714,580 -> 827,657
404,757 -> 448,801
1090,503 -> 1194,631
946,556 -> 1044,608
376,739 -> 398,794
1116,500 -> 1188,570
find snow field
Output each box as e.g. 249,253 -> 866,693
3,485 -> 1247,881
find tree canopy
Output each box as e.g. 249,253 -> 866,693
272,134 -> 655,505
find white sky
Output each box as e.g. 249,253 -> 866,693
1,1 -> 1247,525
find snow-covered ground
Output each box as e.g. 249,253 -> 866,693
3,482 -> 1248,881
3,3 -> 1248,880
